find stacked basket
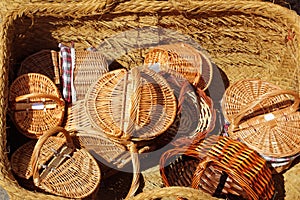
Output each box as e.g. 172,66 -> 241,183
0,0 -> 299,200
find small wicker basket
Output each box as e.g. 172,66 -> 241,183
160,134 -> 275,200
221,79 -> 300,172
8,73 -> 65,139
144,42 -> 213,91
10,127 -> 101,198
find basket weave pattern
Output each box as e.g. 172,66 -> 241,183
0,0 -> 299,199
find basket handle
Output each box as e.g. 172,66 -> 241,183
28,127 -> 74,185
12,93 -> 65,111
191,156 -> 258,199
229,89 -> 300,132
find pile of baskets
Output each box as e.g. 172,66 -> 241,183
1,0 -> 300,200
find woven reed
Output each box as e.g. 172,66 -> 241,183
221,79 -> 300,171
65,50 -> 109,101
0,0 -> 300,199
160,135 -> 275,200
8,73 -> 65,139
144,43 -> 213,91
11,127 -> 101,198
157,71 -> 215,139
17,50 -> 60,85
86,67 -> 177,141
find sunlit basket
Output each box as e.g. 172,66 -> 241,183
160,134 -> 275,200
1,0 -> 300,199
10,127 -> 101,198
221,79 -> 300,173
8,73 -> 65,139
144,42 -> 213,91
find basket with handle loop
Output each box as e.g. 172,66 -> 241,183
11,126 -> 101,198
9,73 -> 65,139
222,79 -> 300,172
160,134 -> 275,200
144,42 -> 213,91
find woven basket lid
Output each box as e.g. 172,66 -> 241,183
144,42 -> 213,91
9,73 -> 65,138
85,67 -> 177,141
18,50 -> 60,85
222,79 -> 300,158
11,127 -> 101,198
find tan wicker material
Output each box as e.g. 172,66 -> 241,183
17,50 -> 60,85
71,128 -> 132,169
8,73 -> 65,139
158,71 -> 215,139
222,79 -> 300,160
12,127 -> 101,198
0,0 -> 300,199
160,134 -> 275,200
144,43 -> 213,91
68,50 -> 109,101
86,67 -> 177,142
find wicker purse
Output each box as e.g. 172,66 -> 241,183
221,79 -> 300,172
144,42 -> 213,91
160,134 -> 275,200
8,73 -> 65,139
10,126 -> 101,198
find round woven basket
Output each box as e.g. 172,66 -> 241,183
221,79 -> 300,172
0,0 -> 299,200
8,73 -> 65,139
85,67 -> 177,141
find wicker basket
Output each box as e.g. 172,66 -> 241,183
160,135 -> 275,200
10,127 -> 101,198
0,0 -> 300,199
144,42 -> 213,91
8,73 -> 65,139
221,79 -> 300,172
17,50 -> 60,85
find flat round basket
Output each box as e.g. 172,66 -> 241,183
85,67 -> 177,141
11,127 -> 101,198
221,79 -> 300,159
144,43 -> 213,91
160,135 -> 275,200
8,73 -> 65,139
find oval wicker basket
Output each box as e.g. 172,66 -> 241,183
221,79 -> 300,172
85,67 -> 177,141
160,134 -> 275,200
11,127 -> 101,198
8,73 -> 65,139
144,42 -> 213,91
0,0 -> 300,200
